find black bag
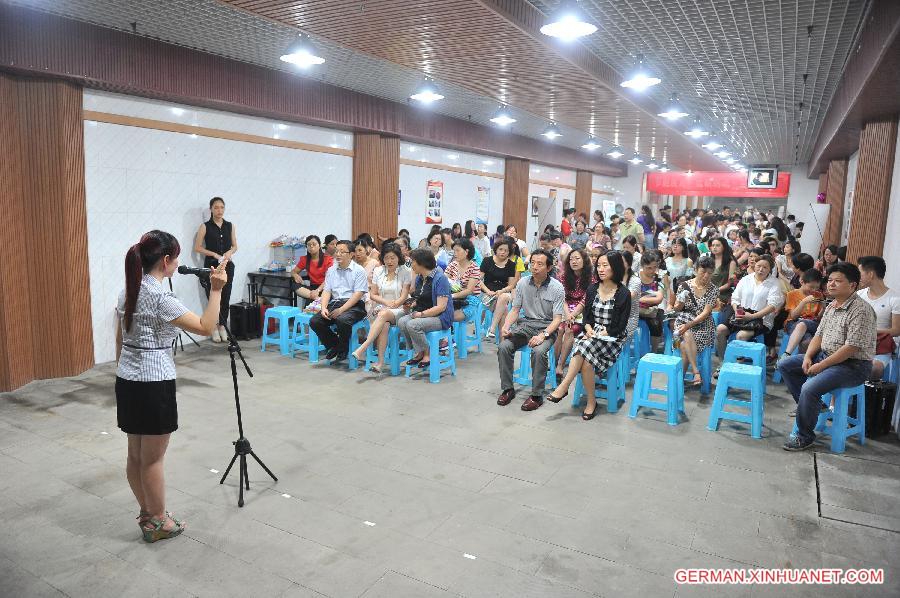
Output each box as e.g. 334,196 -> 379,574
229,302 -> 261,340
863,381 -> 897,438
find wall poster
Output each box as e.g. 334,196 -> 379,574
426,180 -> 443,224
475,186 -> 490,225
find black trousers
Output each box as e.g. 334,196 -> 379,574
309,299 -> 367,354
203,259 -> 235,325
764,310 -> 788,348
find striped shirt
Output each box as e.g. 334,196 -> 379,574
116,275 -> 189,381
814,292 -> 877,361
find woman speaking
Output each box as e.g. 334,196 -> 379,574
116,230 -> 228,543
193,196 -> 238,342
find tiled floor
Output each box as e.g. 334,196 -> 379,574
2,339 -> 899,597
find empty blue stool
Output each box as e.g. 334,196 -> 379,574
629,353 -> 685,425
452,301 -> 484,359
708,362 -> 765,438
261,306 -> 302,355
364,326 -> 411,376
792,385 -> 866,453
572,350 -> 629,413
772,333 -> 797,383
291,312 -> 325,362
724,340 -> 767,390
513,345 -> 557,391
347,319 -> 370,370
404,328 -> 456,383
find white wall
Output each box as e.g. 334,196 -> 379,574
527,164 -> 576,248
84,91 -> 353,364
843,150 -> 859,245
785,164 -> 826,257
884,133 -> 900,289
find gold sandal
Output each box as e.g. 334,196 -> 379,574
142,513 -> 185,543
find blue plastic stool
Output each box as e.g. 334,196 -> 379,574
452,301 -> 484,359
364,326 -> 412,376
513,345 -> 557,391
772,333 -> 797,383
261,306 -> 302,355
626,331 -> 641,372
629,353 -> 685,425
572,350 -> 629,413
671,345 -> 714,395
404,328 -> 456,383
712,311 -> 722,325
662,321 -> 674,355
347,319 -> 370,370
291,312 -> 325,362
636,319 -> 652,358
708,362 -> 765,438
724,340 -> 767,391
792,385 -> 866,453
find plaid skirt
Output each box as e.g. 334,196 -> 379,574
572,296 -> 624,374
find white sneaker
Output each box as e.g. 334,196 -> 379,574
211,328 -> 221,343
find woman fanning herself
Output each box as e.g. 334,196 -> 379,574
351,244 -> 412,373
554,249 -> 593,381
546,251 -> 632,420
116,230 -> 228,543
671,256 -> 717,386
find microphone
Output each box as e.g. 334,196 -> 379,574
178,265 -> 211,278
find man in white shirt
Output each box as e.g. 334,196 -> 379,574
857,256 -> 900,380
309,240 -> 369,362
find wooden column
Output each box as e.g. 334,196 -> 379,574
846,118 -> 899,262
822,159 -> 849,250
574,170 -> 593,221
502,158 -> 530,238
351,132 -> 399,242
817,172 -> 828,195
0,74 -> 93,391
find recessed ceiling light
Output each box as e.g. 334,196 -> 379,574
606,146 -> 625,159
408,146 -> 417,152
646,159 -> 659,170
702,134 -> 723,151
620,55 -> 661,92
447,153 -> 459,160
581,136 -> 601,151
410,78 -> 444,104
714,149 -> 731,158
683,118 -> 709,138
539,4 -> 597,41
627,153 -> 644,165
489,106 -> 516,127
657,93 -> 688,120
170,107 -> 185,116
482,160 -> 495,166
658,163 -> 671,172
276,124 -> 289,130
541,123 -> 562,140
724,157 -> 737,164
279,33 -> 325,68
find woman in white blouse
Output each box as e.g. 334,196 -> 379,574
715,254 -> 784,356
351,244 -> 411,373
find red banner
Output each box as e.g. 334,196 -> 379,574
646,171 -> 791,198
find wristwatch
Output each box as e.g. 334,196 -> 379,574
541,330 -> 549,339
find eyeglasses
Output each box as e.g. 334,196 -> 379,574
334,250 -> 350,255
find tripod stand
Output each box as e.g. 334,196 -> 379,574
218,322 -> 277,507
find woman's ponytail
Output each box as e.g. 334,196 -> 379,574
122,230 -> 181,332
123,244 -> 143,332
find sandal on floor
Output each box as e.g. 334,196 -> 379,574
142,513 -> 185,543
369,363 -> 382,373
137,510 -> 151,529
582,408 -> 597,420
546,389 -> 568,403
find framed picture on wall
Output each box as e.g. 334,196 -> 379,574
531,196 -> 539,217
562,197 -> 571,211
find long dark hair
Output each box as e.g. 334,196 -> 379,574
124,230 -> 181,332
601,250 -> 627,285
464,220 -> 475,239
710,236 -> 734,271
305,234 -> 324,267
563,249 -> 592,293
640,205 -> 655,230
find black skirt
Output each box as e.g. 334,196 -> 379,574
115,377 -> 178,435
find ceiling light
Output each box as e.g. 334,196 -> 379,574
646,159 -> 659,170
731,162 -> 746,170
683,118 -> 709,139
702,134 -> 724,151
724,157 -> 737,164
658,163 -> 670,173
410,78 -> 444,104
581,136 -> 601,151
408,146 -> 417,152
446,153 -> 459,160
657,93 -> 688,120
539,3 -> 597,41
627,153 -> 644,165
606,146 -> 625,159
276,124 -> 289,130
541,122 -> 563,140
489,106 -> 516,127
279,33 -> 325,68
170,107 -> 185,116
482,160 -> 495,166
620,55 -> 661,92
714,149 -> 731,159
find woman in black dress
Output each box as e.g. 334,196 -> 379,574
193,196 -> 238,342
547,251 -> 632,420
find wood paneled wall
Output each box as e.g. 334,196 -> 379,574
846,118 -> 899,263
352,133 -> 399,242
575,170 -> 593,221
823,159 -> 849,251
0,74 -> 93,391
502,159 -> 530,240
817,173 -> 828,195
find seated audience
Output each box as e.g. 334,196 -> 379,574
857,256 -> 900,380
778,263 -> 877,451
815,244 -> 839,276
505,224 -> 530,259
445,239 -> 482,322
353,236 -> 380,284
589,222 -> 612,252
637,251 -> 666,350
322,234 -> 338,257
569,219 -> 590,250
480,237 -> 519,338
547,251 -> 632,420
291,234 -> 333,303
622,251 -> 641,339
665,238 -> 694,306
472,223 -> 491,259
716,254 -> 784,357
496,250 -> 564,411
351,244 -> 412,373
554,249 -> 593,381
397,249 -> 454,370
775,240 -> 801,282
671,256 -> 717,385
622,235 -> 642,273
777,268 -> 825,362
309,240 -> 369,363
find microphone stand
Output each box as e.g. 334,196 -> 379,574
169,277 -> 200,353
218,321 -> 277,507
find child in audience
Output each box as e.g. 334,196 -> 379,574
777,269 -> 825,361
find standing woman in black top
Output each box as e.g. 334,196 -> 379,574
193,197 -> 238,342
